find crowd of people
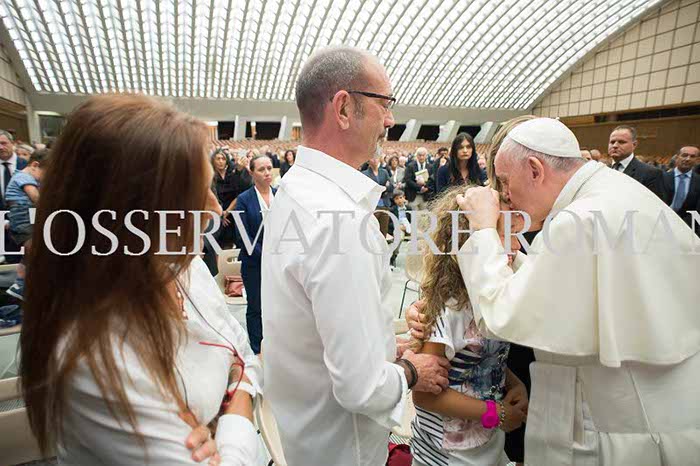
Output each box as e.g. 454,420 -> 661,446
5,44 -> 699,466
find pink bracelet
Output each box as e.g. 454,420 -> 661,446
481,400 -> 500,429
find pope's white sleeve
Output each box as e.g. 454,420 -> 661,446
304,218 -> 406,430
216,415 -> 261,466
457,227 -> 598,355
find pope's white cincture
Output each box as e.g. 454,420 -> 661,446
457,118 -> 700,466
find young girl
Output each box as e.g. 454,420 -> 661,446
410,185 -> 528,466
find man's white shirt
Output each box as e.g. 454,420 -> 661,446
614,152 -> 634,171
261,145 -> 408,466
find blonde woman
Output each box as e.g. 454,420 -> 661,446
410,186 -> 528,466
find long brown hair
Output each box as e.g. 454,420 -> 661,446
20,94 -> 209,453
411,185 -> 476,350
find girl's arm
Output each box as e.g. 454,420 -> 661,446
412,341 -> 487,421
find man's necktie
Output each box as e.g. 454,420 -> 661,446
671,173 -> 689,211
612,162 -> 623,171
2,162 -> 11,199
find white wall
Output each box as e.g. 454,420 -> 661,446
533,0 -> 700,117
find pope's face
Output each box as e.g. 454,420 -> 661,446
494,151 -> 548,225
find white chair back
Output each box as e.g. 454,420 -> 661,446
404,250 -> 423,284
254,396 -> 288,466
0,377 -> 50,465
217,248 -> 240,273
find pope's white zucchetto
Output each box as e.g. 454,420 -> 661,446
506,117 -> 581,158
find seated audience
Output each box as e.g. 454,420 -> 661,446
235,154 -> 276,355
20,94 -> 263,465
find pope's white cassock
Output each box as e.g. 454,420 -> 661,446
458,128 -> 700,464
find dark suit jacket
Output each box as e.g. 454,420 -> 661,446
621,157 -> 664,200
403,160 -> 432,202
362,167 -> 392,207
234,186 -> 277,267
662,170 -> 700,235
0,156 -> 28,211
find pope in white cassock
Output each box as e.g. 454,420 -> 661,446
453,118 -> 700,465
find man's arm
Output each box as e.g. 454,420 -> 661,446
305,216 -> 446,428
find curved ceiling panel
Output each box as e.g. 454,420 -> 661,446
0,0 -> 666,109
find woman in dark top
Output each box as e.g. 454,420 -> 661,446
211,150 -> 236,211
280,149 -> 295,177
435,132 -> 486,193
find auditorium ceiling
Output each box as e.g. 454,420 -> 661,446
0,0 -> 667,110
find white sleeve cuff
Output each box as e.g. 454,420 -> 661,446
385,363 -> 409,428
216,415 -> 259,465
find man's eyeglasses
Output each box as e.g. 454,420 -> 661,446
346,90 -> 397,110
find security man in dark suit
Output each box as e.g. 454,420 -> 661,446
608,125 -> 664,199
0,130 -> 28,264
662,145 -> 700,236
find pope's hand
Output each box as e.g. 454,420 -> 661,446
402,349 -> 450,394
456,187 -> 500,231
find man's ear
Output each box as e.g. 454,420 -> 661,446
632,139 -> 638,151
331,91 -> 352,130
527,156 -> 545,184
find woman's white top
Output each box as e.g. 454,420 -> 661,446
58,257 -> 264,465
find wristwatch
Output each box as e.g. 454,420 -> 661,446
481,400 -> 500,429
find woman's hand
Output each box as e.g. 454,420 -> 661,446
405,300 -> 427,340
222,211 -> 231,227
180,411 -> 220,465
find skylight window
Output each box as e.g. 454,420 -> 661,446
0,0 -> 665,109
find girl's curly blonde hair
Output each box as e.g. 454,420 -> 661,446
410,185 -> 477,350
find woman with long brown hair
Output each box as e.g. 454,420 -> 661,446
20,94 -> 263,465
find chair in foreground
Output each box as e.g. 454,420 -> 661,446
214,250 -> 247,306
254,395 -> 288,466
0,376 -> 51,465
399,250 -> 423,317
